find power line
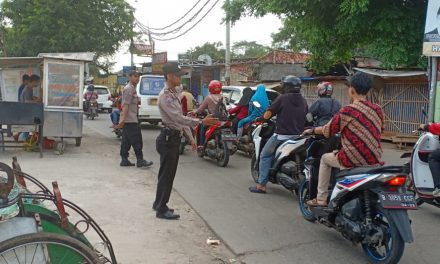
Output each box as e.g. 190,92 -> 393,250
136,0 -> 212,37
147,0 -> 203,31
151,0 -> 220,41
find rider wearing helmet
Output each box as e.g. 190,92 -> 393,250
249,75 -> 308,194
83,84 -> 98,112
308,82 -> 342,126
196,80 -> 226,145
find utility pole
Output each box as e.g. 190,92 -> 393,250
225,0 -> 231,85
130,10 -> 135,67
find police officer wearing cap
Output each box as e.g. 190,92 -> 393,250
117,70 -> 153,168
154,62 -> 217,220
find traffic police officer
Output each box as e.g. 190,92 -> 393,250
117,70 -> 153,168
154,62 -> 217,220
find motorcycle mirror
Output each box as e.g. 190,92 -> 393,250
253,101 -> 261,108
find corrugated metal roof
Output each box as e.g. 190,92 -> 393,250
0,57 -> 43,67
354,67 -> 426,77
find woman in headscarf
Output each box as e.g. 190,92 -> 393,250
236,84 -> 269,137
228,87 -> 253,133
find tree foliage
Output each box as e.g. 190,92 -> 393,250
232,40 -> 269,58
186,42 -> 226,62
224,0 -> 428,73
1,0 -> 133,61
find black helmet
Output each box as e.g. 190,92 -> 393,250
87,84 -> 95,92
281,75 -> 301,93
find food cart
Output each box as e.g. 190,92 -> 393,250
0,53 -> 94,152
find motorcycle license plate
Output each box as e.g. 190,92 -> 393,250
98,103 -> 103,108
379,193 -> 417,210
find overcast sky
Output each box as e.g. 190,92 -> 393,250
113,0 -> 282,71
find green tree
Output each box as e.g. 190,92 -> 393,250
1,0 -> 133,65
225,0 -> 428,73
232,40 -> 270,58
186,42 -> 225,62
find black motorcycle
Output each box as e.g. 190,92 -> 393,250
298,136 -> 416,264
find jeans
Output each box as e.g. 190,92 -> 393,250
258,135 -> 286,185
110,109 -> 120,125
428,149 -> 440,188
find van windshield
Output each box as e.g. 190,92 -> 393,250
139,77 -> 165,96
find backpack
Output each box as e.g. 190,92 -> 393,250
211,96 -> 228,120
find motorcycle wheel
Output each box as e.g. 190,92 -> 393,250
361,206 -> 405,264
91,115 -> 95,120
298,180 -> 316,222
216,141 -> 229,167
250,154 -> 259,183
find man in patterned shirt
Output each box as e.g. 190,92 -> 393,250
304,72 -> 384,207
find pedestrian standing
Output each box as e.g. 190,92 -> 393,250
154,62 -> 217,220
117,71 -> 153,168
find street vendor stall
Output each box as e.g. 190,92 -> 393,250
0,53 -> 94,154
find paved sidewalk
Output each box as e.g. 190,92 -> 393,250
0,127 -> 236,264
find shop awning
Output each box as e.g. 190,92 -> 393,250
354,67 -> 426,77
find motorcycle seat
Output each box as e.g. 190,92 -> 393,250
336,166 -> 406,178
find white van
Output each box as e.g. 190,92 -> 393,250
136,74 -> 165,125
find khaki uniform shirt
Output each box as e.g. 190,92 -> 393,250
158,85 -> 199,141
122,83 -> 139,123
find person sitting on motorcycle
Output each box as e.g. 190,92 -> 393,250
249,76 -> 308,194
110,94 -> 122,127
308,82 -> 342,126
304,72 -> 384,207
195,80 -> 225,145
228,87 -> 253,134
419,123 -> 440,197
84,85 -> 98,113
237,84 -> 270,137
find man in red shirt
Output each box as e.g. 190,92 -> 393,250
304,72 -> 384,206
419,123 -> 440,196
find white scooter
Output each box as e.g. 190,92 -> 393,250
250,102 -> 309,193
403,129 -> 440,207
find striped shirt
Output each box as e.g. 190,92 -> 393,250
323,99 -> 384,168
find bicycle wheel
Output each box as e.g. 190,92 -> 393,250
0,232 -> 101,264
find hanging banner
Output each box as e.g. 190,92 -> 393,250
133,43 -> 153,56
423,0 -> 440,56
152,52 -> 167,64
44,60 -> 83,109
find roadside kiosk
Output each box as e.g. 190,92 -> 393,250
0,52 -> 94,155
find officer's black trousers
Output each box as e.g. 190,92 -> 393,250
153,132 -> 180,213
120,123 -> 143,160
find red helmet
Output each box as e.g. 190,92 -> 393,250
317,82 -> 333,97
208,80 -> 222,94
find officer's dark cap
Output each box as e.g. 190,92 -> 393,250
163,62 -> 186,76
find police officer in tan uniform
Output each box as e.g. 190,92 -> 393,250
117,71 -> 153,168
154,62 -> 217,220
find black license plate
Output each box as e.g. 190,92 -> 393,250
380,193 -> 417,210
221,132 -> 238,141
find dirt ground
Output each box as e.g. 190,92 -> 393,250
0,127 -> 237,264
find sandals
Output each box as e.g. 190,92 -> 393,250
306,199 -> 327,207
249,186 -> 266,194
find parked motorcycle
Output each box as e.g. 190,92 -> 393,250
85,101 -> 98,120
403,128 -> 440,208
194,119 -> 238,167
251,111 -> 309,193
298,136 -> 415,264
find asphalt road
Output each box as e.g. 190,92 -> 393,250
86,116 -> 439,264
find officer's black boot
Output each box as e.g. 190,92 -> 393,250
120,158 -> 135,167
137,159 -> 153,168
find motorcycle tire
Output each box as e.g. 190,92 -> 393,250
250,154 -> 259,183
216,141 -> 229,167
91,115 -> 95,120
361,205 -> 405,264
298,179 -> 316,222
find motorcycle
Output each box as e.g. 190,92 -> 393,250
403,128 -> 440,208
113,127 -> 123,138
250,102 -> 309,193
232,117 -> 257,158
194,116 -> 238,167
298,136 -> 415,264
85,101 -> 98,120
